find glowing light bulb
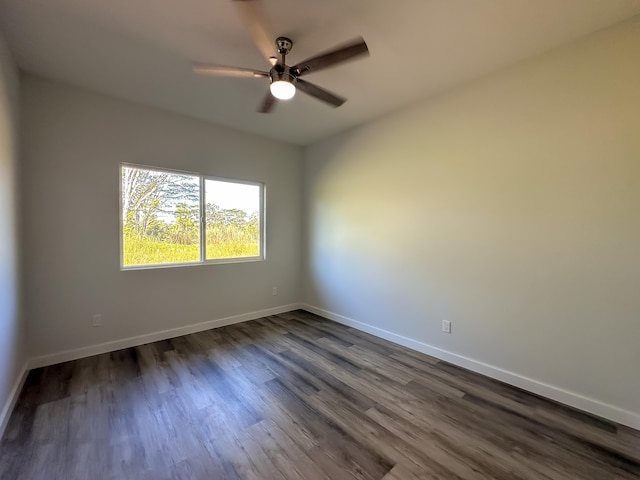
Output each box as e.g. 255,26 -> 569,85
270,80 -> 296,100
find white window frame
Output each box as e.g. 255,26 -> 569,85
120,163 -> 265,270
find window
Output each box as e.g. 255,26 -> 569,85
120,164 -> 263,269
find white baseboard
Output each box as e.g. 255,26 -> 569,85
301,304 -> 640,430
0,363 -> 29,439
28,303 -> 302,370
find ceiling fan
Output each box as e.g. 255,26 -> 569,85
192,0 -> 370,113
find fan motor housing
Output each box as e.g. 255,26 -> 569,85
270,65 -> 296,85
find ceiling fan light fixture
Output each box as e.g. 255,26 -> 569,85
270,79 -> 296,100
192,1 -> 370,113
269,69 -> 296,100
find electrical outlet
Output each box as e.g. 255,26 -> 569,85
92,314 -> 102,327
272,287 -> 278,296
442,320 -> 451,334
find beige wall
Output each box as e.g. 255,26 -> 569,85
20,75 -> 303,359
0,30 -> 26,432
303,21 -> 640,426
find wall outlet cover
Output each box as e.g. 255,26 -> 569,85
442,320 -> 451,334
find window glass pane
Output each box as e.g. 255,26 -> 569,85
205,179 -> 261,260
122,166 -> 200,267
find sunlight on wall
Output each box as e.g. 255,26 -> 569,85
303,21 -> 640,418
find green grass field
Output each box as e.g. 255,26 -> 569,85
123,235 -> 259,266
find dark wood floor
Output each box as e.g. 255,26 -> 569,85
1,310 -> 638,480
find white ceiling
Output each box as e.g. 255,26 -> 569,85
2,0 -> 640,145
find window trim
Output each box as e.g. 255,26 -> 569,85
119,163 -> 265,271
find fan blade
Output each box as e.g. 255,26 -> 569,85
233,0 -> 276,63
258,91 -> 277,113
193,64 -> 269,78
296,79 -> 346,107
292,37 -> 369,76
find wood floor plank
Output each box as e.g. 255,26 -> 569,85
303,382 -> 466,479
263,377 -> 395,480
249,419 -> 329,480
1,309 -> 638,479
